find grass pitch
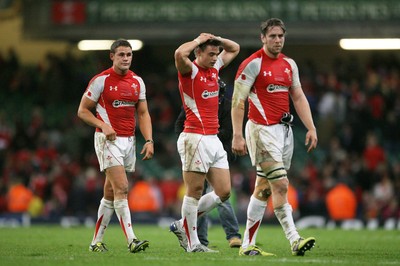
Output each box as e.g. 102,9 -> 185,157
0,224 -> 399,266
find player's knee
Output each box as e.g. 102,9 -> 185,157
271,178 -> 289,196
114,184 -> 129,198
187,184 -> 204,199
254,185 -> 271,200
220,192 -> 230,202
214,187 -> 230,202
261,162 -> 287,182
261,188 -> 272,199
104,187 -> 114,198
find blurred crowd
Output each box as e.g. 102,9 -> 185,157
0,46 -> 399,226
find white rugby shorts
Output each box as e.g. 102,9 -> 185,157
177,132 -> 229,173
245,120 -> 293,170
94,132 -> 136,172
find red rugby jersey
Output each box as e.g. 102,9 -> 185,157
84,67 -> 146,136
178,58 -> 224,135
235,49 -> 301,125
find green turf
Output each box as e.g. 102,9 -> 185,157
0,224 -> 399,266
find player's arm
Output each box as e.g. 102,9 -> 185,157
174,33 -> 214,74
231,81 -> 251,156
136,99 -> 154,160
217,37 -> 240,67
77,95 -> 116,141
290,86 -> 318,152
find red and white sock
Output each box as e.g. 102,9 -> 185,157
181,196 -> 200,250
242,195 -> 267,249
197,191 -> 222,218
91,198 -> 114,245
114,199 -> 136,243
274,203 -> 300,245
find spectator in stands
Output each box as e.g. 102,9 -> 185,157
326,181 -> 357,221
6,177 -> 33,213
128,176 -> 162,214
363,131 -> 386,172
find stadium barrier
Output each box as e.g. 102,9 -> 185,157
0,213 -> 30,227
1,213 -> 400,230
295,216 -> 400,230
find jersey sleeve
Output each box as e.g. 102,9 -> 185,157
285,58 -> 301,89
85,75 -> 108,102
134,76 -> 146,100
215,56 -> 224,71
235,57 -> 262,89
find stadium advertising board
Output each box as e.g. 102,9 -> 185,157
23,0 -> 400,44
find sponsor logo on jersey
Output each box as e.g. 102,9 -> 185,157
202,90 -> 219,99
266,84 -> 288,92
110,86 -> 118,91
263,71 -> 272,76
112,100 -> 136,108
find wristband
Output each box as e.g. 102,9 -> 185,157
193,38 -> 201,45
145,139 -> 154,144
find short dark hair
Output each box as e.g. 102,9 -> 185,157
110,39 -> 132,53
260,18 -> 286,36
198,38 -> 222,51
